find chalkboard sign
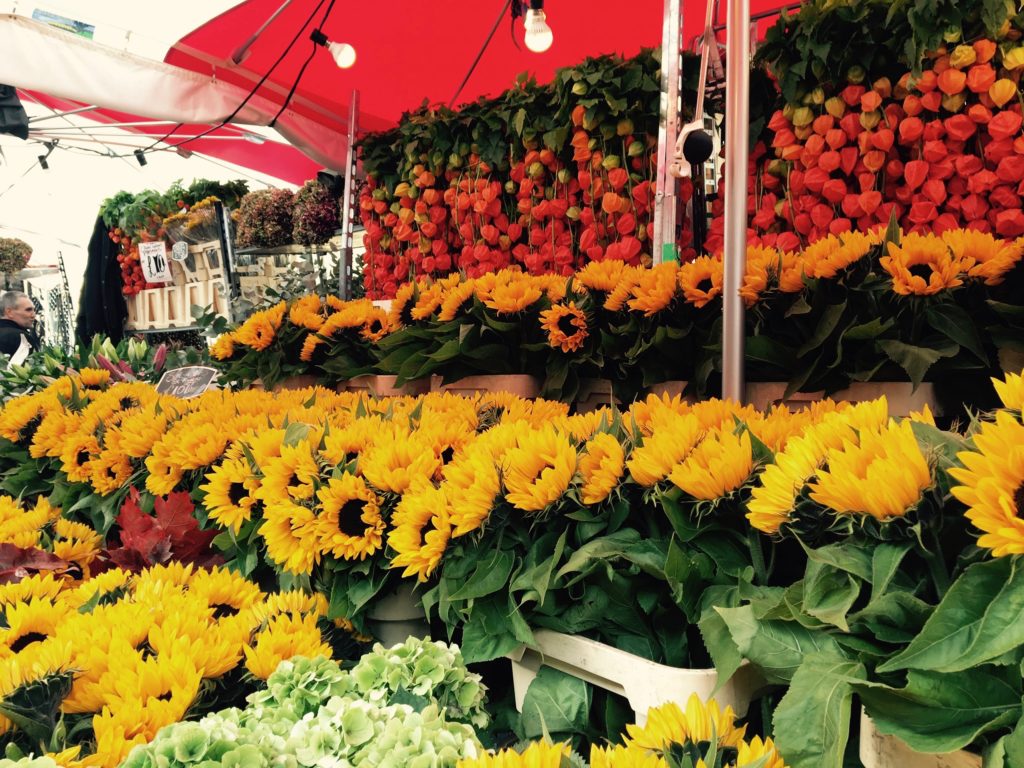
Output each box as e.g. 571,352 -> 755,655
155,366 -> 218,398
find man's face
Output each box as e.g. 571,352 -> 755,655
5,298 -> 35,329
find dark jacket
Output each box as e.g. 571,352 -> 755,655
0,318 -> 39,356
76,215 -> 127,344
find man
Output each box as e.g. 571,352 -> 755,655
0,291 -> 39,362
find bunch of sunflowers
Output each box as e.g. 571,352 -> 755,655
0,563 -> 353,767
211,226 -> 1023,404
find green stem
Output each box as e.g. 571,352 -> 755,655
747,527 -> 769,585
923,525 -> 951,600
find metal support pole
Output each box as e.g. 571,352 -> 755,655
722,0 -> 750,403
652,0 -> 682,264
338,90 -> 359,299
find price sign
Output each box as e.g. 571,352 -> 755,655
171,241 -> 189,262
139,241 -> 172,282
155,366 -> 218,399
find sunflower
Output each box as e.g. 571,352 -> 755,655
243,611 -> 331,680
289,295 -> 328,331
537,301 -> 589,353
89,450 -> 135,496
300,332 -> 328,363
737,736 -> 789,768
233,302 -> 287,350
802,231 -> 874,279
670,428 -> 753,501
361,307 -> 390,342
456,741 -> 572,768
0,395 -> 50,445
257,441 -> 321,505
0,573 -> 65,608
678,256 -> 723,308
76,368 -> 112,388
578,432 -> 625,504
360,427 -> 441,494
389,281 -> 418,327
167,421 -> 229,472
320,416 -> 385,466
311,473 -> 385,561
260,501 -> 321,575
943,228 -> 1023,286
52,518 -> 102,574
256,590 -> 328,622
590,744 -> 668,768
503,426 -> 577,512
993,371 -> 1024,412
438,280 -> 478,322
627,262 -> 679,316
1,597 -> 70,654
880,233 -> 967,295
29,412 -> 80,460
445,449 -> 502,536
144,441 -> 183,496
200,458 -> 263,533
114,412 -> 171,460
740,246 -> 785,307
483,278 -> 543,315
603,266 -> 645,312
411,283 -> 445,321
209,333 -> 236,360
950,410 -> 1024,556
624,392 -> 692,437
810,419 -> 932,521
389,482 -> 452,581
625,695 -> 745,754
576,259 -> 630,293
626,412 -> 703,487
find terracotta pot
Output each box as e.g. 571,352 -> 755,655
745,381 -> 940,417
574,378 -> 620,413
431,374 -> 542,399
344,374 -> 431,398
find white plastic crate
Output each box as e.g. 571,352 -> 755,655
509,629 -> 764,725
746,381 -> 940,417
860,713 -> 981,768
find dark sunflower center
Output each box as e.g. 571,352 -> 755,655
119,397 -> 137,410
20,415 -> 42,444
212,603 -> 240,619
228,482 -> 248,506
440,446 -> 455,465
338,499 -> 367,537
156,690 -> 174,702
908,263 -> 934,281
287,472 -> 302,488
369,319 -> 383,334
1015,484 -> 1024,514
10,631 -> 47,653
696,277 -> 713,292
421,516 -> 436,539
106,464 -> 117,479
77,450 -> 90,466
557,314 -> 578,336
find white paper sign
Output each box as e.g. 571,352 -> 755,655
139,241 -> 172,282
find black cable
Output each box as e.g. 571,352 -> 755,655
449,0 -> 515,108
139,0 -> 330,157
269,0 -> 337,127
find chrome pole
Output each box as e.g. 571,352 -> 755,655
722,0 -> 750,403
338,90 -> 359,299
652,0 -> 682,264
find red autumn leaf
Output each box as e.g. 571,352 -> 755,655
0,544 -> 72,585
904,160 -> 929,190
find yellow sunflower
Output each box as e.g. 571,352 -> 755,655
483,277 -> 544,315
438,280 -> 478,322
678,256 -> 723,308
578,432 -> 625,504
539,301 -> 589,353
456,741 -> 572,768
389,482 -> 452,581
257,441 -> 321,505
950,410 -> 1024,556
233,302 -> 287,350
810,419 -> 932,521
209,333 -> 236,360
880,233 -> 968,295
590,744 -> 668,768
626,412 -> 703,487
624,694 -> 745,753
200,457 -> 263,533
503,426 -> 577,512
243,611 -> 331,680
260,500 -> 321,575
669,428 -> 753,501
943,229 -> 1023,286
311,473 -> 385,561
360,426 -> 441,494
575,259 -> 630,293
627,262 -> 679,316
289,295 -> 328,330
993,371 -> 1024,412
445,449 -> 502,536
77,368 -> 112,388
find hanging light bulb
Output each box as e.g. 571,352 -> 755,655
310,29 -> 357,69
523,1 -> 553,53
328,41 -> 357,69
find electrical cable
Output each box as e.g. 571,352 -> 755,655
449,0 -> 515,108
269,0 -> 337,127
137,0 -> 330,157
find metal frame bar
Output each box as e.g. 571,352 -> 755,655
652,0 -> 682,264
338,89 -> 359,299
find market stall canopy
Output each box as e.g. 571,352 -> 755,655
3,0 -> 791,185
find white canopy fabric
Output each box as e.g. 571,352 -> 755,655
0,13 -> 348,170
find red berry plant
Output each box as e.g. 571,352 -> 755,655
356,50 -> 701,299
707,0 -> 1024,252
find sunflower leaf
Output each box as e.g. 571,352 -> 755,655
878,557 -> 1024,674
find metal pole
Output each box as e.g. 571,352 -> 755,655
722,0 -> 750,403
338,90 -> 359,299
652,0 -> 682,264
